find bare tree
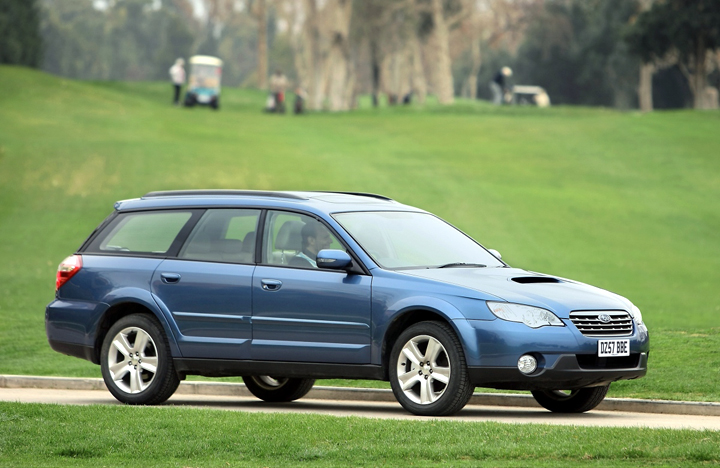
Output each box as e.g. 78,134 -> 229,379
427,0 -> 454,104
324,0 -> 354,110
251,0 -> 268,90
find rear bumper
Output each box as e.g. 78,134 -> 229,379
469,352 -> 648,390
48,339 -> 98,364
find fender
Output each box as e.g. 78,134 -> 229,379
372,295 -> 467,365
100,287 -> 182,357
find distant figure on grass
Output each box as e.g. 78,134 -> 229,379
490,66 -> 512,105
269,69 -> 288,113
289,221 -> 333,268
294,86 -> 307,114
169,58 -> 186,106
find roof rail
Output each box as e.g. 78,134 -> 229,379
318,192 -> 394,201
142,190 -> 307,200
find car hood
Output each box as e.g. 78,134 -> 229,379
400,267 -> 630,318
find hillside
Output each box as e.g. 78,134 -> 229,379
1,66 -> 719,399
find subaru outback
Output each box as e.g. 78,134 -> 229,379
46,190 -> 649,416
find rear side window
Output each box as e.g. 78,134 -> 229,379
179,209 -> 260,263
86,211 -> 194,255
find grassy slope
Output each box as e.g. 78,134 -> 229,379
0,65 -> 719,399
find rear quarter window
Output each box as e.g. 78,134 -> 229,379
85,211 -> 194,255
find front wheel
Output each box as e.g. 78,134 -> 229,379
531,385 -> 609,413
100,314 -> 179,405
389,321 -> 474,416
242,376 -> 315,402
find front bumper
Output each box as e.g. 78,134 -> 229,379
453,317 -> 649,390
469,352 -> 648,390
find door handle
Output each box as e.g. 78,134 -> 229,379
160,273 -> 181,284
261,279 -> 283,291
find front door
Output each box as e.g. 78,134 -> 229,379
251,210 -> 372,364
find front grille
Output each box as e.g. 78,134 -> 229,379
569,311 -> 633,337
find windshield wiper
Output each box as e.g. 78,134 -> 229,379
437,262 -> 486,269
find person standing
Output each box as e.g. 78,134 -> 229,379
490,66 -> 512,105
269,69 -> 288,113
169,58 -> 186,106
294,86 -> 307,114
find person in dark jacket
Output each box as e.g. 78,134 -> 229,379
490,66 -> 512,105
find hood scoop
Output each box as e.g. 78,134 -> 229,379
511,276 -> 562,284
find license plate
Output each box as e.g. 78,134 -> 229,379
598,339 -> 630,357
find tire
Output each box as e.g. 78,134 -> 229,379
389,321 -> 474,416
100,314 -> 179,405
211,97 -> 219,110
242,376 -> 315,402
531,385 -> 609,413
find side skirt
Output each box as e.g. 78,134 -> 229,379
174,359 -> 385,381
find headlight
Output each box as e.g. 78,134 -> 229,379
487,301 -> 564,328
630,304 -> 644,325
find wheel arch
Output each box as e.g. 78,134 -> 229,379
94,297 -> 179,364
380,307 -> 460,380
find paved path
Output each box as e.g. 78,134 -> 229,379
3,387 -> 720,431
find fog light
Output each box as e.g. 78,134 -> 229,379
518,355 -> 537,374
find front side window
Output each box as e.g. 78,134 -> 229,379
88,211 -> 193,255
263,211 -> 345,269
179,209 -> 260,263
333,211 -> 504,270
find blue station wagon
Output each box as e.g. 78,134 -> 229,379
46,190 -> 649,416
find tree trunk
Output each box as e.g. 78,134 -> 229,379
322,0 -> 353,111
370,38 -> 380,107
692,37 -> 708,109
429,0 -> 454,104
638,62 -> 654,112
256,0 -> 268,90
465,35 -> 481,99
410,34 -> 427,104
300,0 -> 324,110
326,41 -> 352,110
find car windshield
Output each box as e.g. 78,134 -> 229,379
190,64 -> 221,89
333,211 -> 505,270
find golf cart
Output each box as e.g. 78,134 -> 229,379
512,85 -> 551,107
184,55 -> 223,110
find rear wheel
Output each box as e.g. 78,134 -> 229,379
242,376 -> 315,402
531,385 -> 609,413
100,314 -> 179,405
389,321 -> 474,416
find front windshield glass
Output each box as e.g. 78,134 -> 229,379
190,64 -> 221,89
333,211 -> 505,270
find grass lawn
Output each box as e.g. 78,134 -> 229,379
0,65 -> 719,401
1,401 -> 719,467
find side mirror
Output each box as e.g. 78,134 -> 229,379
488,249 -> 502,260
316,249 -> 353,270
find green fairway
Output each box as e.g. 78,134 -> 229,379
0,65 -> 719,400
1,401 -> 719,467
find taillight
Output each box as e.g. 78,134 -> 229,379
56,255 -> 82,290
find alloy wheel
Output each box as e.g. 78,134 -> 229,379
106,326 -> 159,394
395,334 -> 451,405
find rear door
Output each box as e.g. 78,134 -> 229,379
250,210 -> 372,364
151,209 -> 260,359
